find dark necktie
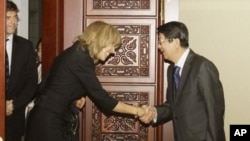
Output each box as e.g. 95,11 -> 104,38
174,66 -> 181,92
5,39 -> 9,90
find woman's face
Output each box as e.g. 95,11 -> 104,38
96,45 -> 116,61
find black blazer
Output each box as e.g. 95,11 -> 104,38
25,41 -> 118,141
155,50 -> 225,141
6,35 -> 38,137
35,41 -> 118,114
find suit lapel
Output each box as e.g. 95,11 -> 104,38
174,50 -> 195,103
9,35 -> 19,80
167,64 -> 175,103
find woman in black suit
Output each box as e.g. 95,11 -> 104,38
24,21 -> 145,141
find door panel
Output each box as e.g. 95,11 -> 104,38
83,0 -> 160,141
44,0 -> 174,140
84,86 -> 155,141
86,18 -> 157,83
86,0 -> 156,16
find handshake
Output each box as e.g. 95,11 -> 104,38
136,105 -> 157,124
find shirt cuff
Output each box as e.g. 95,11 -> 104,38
152,107 -> 157,123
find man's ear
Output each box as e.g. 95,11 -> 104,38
173,38 -> 180,45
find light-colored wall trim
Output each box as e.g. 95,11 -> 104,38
63,0 -> 83,49
163,0 -> 179,141
164,0 -> 179,99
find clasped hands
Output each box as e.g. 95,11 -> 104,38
136,105 -> 156,124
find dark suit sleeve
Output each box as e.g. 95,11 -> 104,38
12,39 -> 38,111
154,64 -> 174,124
155,101 -> 172,125
198,61 -> 225,140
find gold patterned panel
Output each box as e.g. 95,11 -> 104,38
85,85 -> 155,141
86,19 -> 157,83
86,0 -> 156,16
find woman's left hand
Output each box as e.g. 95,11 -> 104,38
75,97 -> 86,109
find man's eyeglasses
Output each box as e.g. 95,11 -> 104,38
158,38 -> 173,45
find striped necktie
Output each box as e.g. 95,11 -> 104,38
174,66 -> 181,92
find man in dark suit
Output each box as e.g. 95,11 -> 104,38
5,1 -> 38,141
140,21 -> 225,141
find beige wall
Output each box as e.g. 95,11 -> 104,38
64,0 -> 83,48
179,0 -> 250,140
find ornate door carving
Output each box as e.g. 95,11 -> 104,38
82,0 -> 161,141
85,86 -> 155,141
87,19 -> 156,83
86,0 -> 156,16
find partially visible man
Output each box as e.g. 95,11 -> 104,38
5,1 -> 38,141
140,21 -> 225,141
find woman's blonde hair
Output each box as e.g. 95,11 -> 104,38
78,21 -> 121,63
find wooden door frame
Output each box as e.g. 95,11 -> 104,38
0,0 -> 65,139
0,0 -> 6,139
41,0 -> 64,76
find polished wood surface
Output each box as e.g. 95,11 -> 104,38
42,0 -> 64,76
0,0 -> 6,140
81,0 -> 163,140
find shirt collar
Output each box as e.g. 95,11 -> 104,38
175,48 -> 190,74
7,34 -> 14,42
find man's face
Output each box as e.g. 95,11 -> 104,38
6,11 -> 18,36
158,33 -> 175,61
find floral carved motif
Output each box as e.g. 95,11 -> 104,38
96,24 -> 150,77
92,91 -> 149,141
93,0 -> 150,9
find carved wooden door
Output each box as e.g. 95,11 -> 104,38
81,1 -> 162,141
